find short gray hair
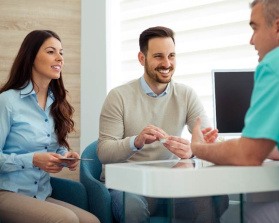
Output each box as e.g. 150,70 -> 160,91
250,0 -> 279,26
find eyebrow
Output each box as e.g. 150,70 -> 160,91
153,52 -> 176,56
44,46 -> 63,51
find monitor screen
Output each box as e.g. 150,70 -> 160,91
212,70 -> 254,136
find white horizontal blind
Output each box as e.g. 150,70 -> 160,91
107,0 -> 258,138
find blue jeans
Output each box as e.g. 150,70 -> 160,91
109,189 -> 228,223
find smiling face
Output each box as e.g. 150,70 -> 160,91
138,37 -> 176,89
249,3 -> 279,62
32,37 -> 64,85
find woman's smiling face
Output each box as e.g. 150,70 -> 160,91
32,37 -> 64,83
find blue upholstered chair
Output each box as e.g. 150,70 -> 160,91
50,176 -> 89,210
80,140 -> 170,223
80,140 -> 113,223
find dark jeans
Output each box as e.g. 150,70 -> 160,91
109,189 -> 229,223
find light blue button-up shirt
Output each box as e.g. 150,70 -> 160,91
0,82 -> 68,200
129,77 -> 170,151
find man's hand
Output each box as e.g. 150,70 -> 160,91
202,127 -> 219,143
134,125 -> 168,149
191,117 -> 206,154
162,136 -> 192,159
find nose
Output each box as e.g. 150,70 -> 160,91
56,53 -> 64,62
161,57 -> 171,68
249,34 -> 254,46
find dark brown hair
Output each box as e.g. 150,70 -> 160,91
0,30 -> 74,150
139,26 -> 175,55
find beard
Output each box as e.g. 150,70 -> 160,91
144,59 -> 174,84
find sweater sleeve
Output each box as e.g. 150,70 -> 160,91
98,88 -> 136,164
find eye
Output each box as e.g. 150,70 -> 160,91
250,24 -> 257,31
47,50 -> 54,54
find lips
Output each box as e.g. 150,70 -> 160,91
156,67 -> 173,75
51,65 -> 61,71
157,69 -> 170,74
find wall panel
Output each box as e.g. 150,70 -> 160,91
0,0 -> 81,155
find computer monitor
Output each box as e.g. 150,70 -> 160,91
212,69 -> 254,136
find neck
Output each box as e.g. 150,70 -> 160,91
33,81 -> 50,110
144,75 -> 168,95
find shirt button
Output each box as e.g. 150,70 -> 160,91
33,195 -> 37,198
21,166 -> 25,169
47,134 -> 50,137
34,181 -> 37,184
45,146 -> 48,150
45,119 -> 48,122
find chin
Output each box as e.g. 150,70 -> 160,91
158,78 -> 171,84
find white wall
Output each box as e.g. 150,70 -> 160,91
80,0 -> 107,152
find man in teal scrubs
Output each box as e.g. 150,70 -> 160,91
191,0 -> 279,222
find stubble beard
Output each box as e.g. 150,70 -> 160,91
145,65 -> 173,84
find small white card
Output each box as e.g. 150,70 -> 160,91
59,158 -> 94,161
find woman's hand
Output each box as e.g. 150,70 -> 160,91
33,153 -> 63,173
63,152 -> 80,171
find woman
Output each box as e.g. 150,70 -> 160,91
0,30 -> 99,223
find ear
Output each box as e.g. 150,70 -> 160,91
138,51 -> 145,66
275,18 -> 279,40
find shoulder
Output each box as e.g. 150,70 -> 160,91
0,89 -> 19,113
0,89 -> 19,104
107,79 -> 141,98
255,48 -> 279,84
258,47 -> 279,74
171,81 -> 198,98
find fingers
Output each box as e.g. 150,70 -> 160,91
64,151 -> 80,159
61,152 -> 80,170
165,136 -> 190,145
202,128 -> 219,143
194,116 -> 202,130
135,125 -> 168,148
163,136 -> 192,159
33,152 -> 80,173
45,163 -> 63,173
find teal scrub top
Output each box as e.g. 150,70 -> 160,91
242,47 -> 279,148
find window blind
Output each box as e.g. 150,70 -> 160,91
107,0 -> 258,137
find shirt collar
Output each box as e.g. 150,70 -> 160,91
20,81 -> 55,101
20,81 -> 36,98
140,76 -> 169,98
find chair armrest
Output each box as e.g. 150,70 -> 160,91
80,167 -> 113,223
50,177 -> 89,211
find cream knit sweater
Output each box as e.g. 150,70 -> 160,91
98,78 -> 211,181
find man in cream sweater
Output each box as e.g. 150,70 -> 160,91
98,26 -> 228,223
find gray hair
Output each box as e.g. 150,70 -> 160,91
250,0 -> 279,26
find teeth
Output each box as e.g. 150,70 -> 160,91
52,65 -> 60,70
158,69 -> 169,74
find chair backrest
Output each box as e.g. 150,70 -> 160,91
81,140 -> 102,180
80,140 -> 114,223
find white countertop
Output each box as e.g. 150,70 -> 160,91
105,159 -> 279,198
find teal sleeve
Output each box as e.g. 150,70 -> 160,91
242,61 -> 279,147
